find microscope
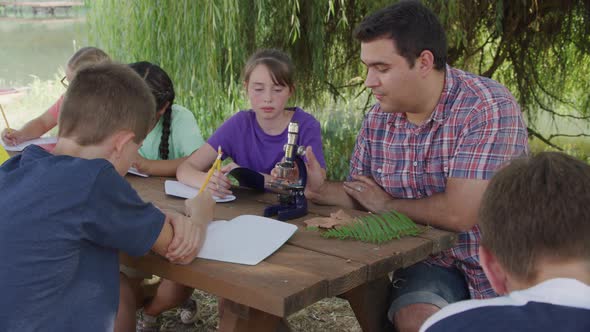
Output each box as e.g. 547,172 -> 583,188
264,121 -> 308,221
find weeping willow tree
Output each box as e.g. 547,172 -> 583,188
87,0 -> 590,179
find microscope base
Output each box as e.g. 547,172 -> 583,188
264,200 -> 308,221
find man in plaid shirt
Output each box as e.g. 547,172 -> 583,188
304,1 -> 528,331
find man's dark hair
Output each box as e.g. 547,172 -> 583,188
479,152 -> 590,282
354,1 -> 447,70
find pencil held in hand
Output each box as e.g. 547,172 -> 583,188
0,104 -> 10,131
198,146 -> 223,194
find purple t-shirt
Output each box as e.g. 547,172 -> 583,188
207,107 -> 326,174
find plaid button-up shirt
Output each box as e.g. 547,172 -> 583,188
349,65 -> 529,299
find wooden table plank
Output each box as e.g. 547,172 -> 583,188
121,245 -> 328,317
263,245 -> 367,297
245,190 -> 456,277
283,219 -> 433,281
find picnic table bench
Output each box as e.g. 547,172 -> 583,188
122,176 -> 457,331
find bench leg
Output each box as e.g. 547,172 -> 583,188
340,275 -> 393,332
218,299 -> 290,332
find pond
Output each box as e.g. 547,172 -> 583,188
0,17 -> 88,86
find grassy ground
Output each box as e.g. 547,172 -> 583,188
145,288 -> 362,332
0,76 -> 63,136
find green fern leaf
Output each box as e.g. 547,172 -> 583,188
319,210 -> 423,243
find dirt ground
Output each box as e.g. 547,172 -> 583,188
143,289 -> 362,332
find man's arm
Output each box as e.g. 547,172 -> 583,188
345,175 -> 487,232
387,177 -> 488,232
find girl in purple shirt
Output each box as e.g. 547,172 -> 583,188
177,49 -> 326,197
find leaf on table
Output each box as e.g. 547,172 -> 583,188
304,209 -> 355,229
330,210 -> 355,225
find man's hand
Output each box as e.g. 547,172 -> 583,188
304,146 -> 326,199
343,174 -> 393,213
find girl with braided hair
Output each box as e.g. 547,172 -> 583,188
130,61 -> 205,176
127,62 -> 205,331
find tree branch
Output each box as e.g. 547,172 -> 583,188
548,133 -> 590,140
527,127 -> 563,151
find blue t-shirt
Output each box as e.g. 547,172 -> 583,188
0,145 -> 165,332
207,107 -> 327,174
421,278 -> 590,332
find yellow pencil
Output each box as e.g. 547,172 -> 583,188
217,146 -> 222,173
0,104 -> 10,130
198,146 -> 223,194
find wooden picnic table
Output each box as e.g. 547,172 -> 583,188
122,175 -> 457,332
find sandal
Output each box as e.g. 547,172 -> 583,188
136,311 -> 160,332
179,298 -> 199,324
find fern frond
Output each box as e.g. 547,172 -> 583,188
321,210 -> 422,243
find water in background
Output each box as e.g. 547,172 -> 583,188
0,16 -> 88,85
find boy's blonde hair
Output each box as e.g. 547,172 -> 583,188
67,47 -> 111,73
58,63 -> 155,145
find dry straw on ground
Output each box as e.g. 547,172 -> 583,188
143,289 -> 362,332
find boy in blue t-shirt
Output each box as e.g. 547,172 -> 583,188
0,63 -> 215,332
421,152 -> 590,332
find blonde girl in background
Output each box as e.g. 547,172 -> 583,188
1,47 -> 110,147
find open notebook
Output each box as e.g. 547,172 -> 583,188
197,214 -> 297,265
165,180 -> 236,203
127,167 -> 148,177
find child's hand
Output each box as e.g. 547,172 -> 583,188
184,190 -> 215,223
207,164 -> 235,198
1,128 -> 24,146
165,211 -> 201,263
166,191 -> 215,264
270,159 -> 300,184
131,155 -> 151,174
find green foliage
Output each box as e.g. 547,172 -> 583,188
320,211 -> 423,244
429,0 -> 590,147
86,0 -> 590,180
0,75 -> 64,133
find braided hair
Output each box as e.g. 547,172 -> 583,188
129,61 -> 175,160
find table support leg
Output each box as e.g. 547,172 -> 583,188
340,275 -> 393,332
218,299 -> 290,332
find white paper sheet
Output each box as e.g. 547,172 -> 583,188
127,167 -> 149,177
197,215 -> 297,265
164,180 -> 236,203
1,137 -> 58,151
